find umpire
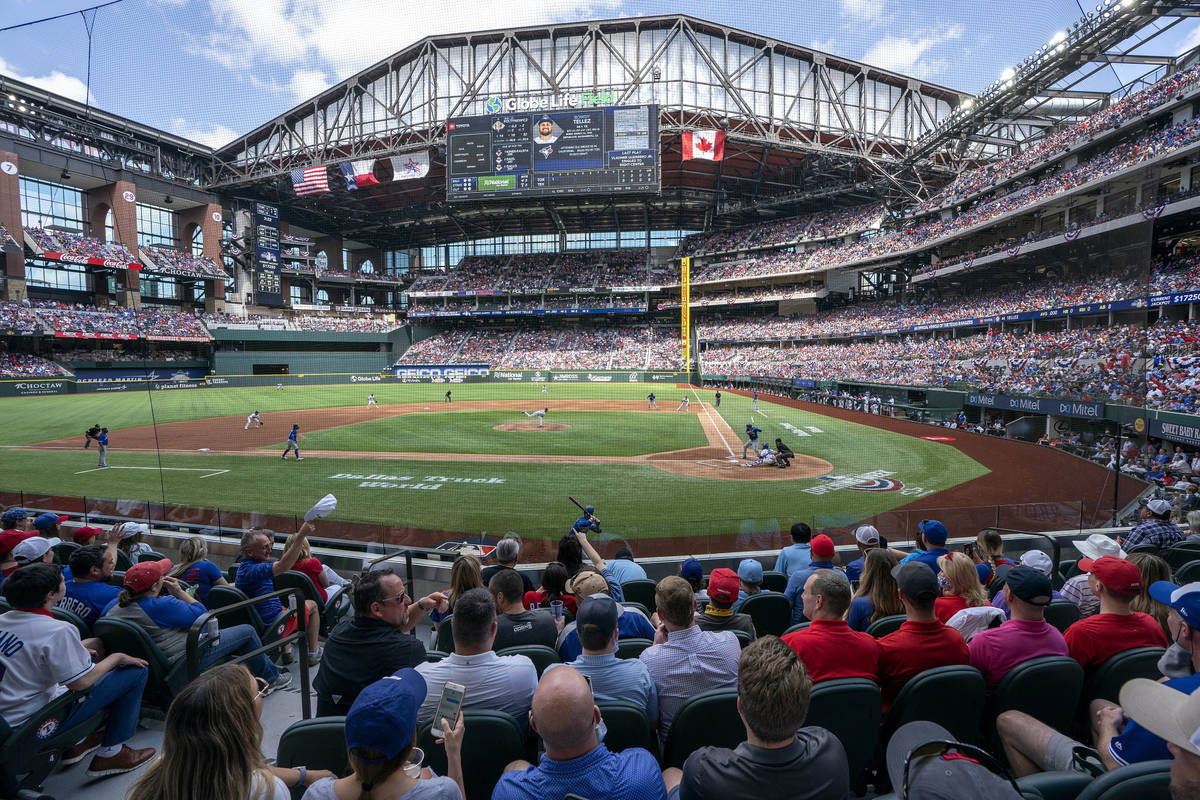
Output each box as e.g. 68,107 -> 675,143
774,438 -> 794,468
83,423 -> 101,449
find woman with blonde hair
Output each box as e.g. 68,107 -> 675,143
934,551 -> 989,623
1128,552 -> 1173,641
168,536 -> 228,603
128,663 -> 333,800
847,549 -> 902,631
972,529 -> 1016,587
429,554 -> 483,637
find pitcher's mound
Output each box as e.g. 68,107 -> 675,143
494,422 -> 572,432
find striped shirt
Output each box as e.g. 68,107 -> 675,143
639,625 -> 739,740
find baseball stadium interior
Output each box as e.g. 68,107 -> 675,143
12,1 -> 1200,799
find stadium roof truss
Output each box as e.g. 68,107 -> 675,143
896,0 -> 1200,201
210,14 -> 976,198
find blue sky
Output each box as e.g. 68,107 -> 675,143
3,0 -> 1199,148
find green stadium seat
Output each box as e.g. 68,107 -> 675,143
865,613 -> 906,638
274,569 -> 351,637
1016,771 -> 1095,800
621,601 -> 651,619
1044,599 -> 1081,633
1176,560 -> 1200,583
596,700 -> 655,755
435,614 -> 454,652
50,606 -> 90,638
990,656 -> 1084,739
782,622 -> 810,635
496,644 -> 560,677
1126,544 -> 1160,556
425,650 -> 450,662
807,678 -> 881,789
1083,647 -> 1164,706
615,638 -> 652,660
115,550 -> 133,571
662,686 -> 742,768
737,592 -> 791,637
731,629 -> 753,648
1162,547 -> 1200,571
137,551 -> 167,563
205,585 -> 295,652
760,570 -> 788,593
418,710 -> 526,800
276,716 -> 349,779
51,541 -> 79,565
882,665 -> 986,745
93,616 -> 194,710
1073,759 -> 1172,800
620,579 -> 657,611
0,689 -> 104,797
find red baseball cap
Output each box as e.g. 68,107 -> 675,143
811,534 -> 836,561
0,529 -> 35,557
707,568 -> 740,604
1079,556 -> 1142,596
123,559 -> 173,593
72,526 -> 102,544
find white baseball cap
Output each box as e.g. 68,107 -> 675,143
121,523 -> 150,539
1019,550 -> 1054,577
1143,498 -> 1173,516
1075,533 -> 1126,561
13,537 -> 60,564
855,525 -> 881,546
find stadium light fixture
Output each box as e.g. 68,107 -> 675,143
1000,67 -> 1015,81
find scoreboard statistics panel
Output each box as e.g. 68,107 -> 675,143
446,105 -> 659,201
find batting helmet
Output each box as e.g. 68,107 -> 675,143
584,505 -> 594,515
292,423 -> 299,429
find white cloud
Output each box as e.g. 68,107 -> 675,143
194,0 -> 625,87
840,0 -> 888,25
862,23 -> 964,79
285,69 -> 332,102
169,118 -> 238,148
0,57 -> 93,104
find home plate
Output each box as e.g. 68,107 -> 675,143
198,448 -> 210,451
424,407 -> 430,410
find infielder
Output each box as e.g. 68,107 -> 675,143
753,389 -> 760,412
675,395 -> 690,411
282,424 -> 303,460
97,427 -> 109,468
744,445 -> 776,467
743,423 -> 763,459
245,411 -> 262,430
83,423 -> 101,449
714,391 -> 721,408
276,383 -> 284,391
541,384 -> 548,394
522,408 -> 549,428
445,390 -> 452,403
367,394 -> 378,408
647,392 -> 658,409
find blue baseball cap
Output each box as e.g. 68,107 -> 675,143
918,519 -> 949,546
737,558 -> 763,583
1,508 -> 27,527
345,668 -> 427,760
33,512 -> 68,530
680,557 -> 703,582
1150,581 -> 1200,631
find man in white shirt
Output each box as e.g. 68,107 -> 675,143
415,587 -> 538,732
0,563 -> 155,777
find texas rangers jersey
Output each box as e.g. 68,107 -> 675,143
0,611 -> 94,724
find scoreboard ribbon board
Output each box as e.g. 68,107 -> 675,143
681,257 -> 690,370
254,202 -> 283,307
447,104 -> 659,201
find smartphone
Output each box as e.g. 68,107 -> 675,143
431,681 -> 466,738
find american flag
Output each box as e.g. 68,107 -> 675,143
290,166 -> 330,196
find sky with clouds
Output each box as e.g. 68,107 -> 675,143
3,0 -> 1200,149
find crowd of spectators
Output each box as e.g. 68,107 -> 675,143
139,247 -> 228,280
1151,253 -> 1200,295
664,282 -> 821,308
910,62 -> 1200,214
680,203 -> 884,257
412,250 -> 654,294
0,352 -> 61,377
199,312 -> 395,333
701,319 -> 1200,409
398,325 -> 682,370
410,295 -> 647,314
697,268 -> 1144,342
54,347 -> 198,363
8,510 -> 1200,799
24,227 -> 139,264
0,301 -> 211,339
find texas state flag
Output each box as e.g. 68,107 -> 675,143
682,130 -> 725,161
339,160 -> 380,190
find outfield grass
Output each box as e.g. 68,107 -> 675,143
0,382 -> 990,539
298,411 -> 707,456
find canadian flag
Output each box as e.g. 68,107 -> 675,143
682,130 -> 724,161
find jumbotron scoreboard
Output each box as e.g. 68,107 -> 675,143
446,104 -> 659,201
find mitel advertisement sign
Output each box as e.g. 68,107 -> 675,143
965,392 -> 1103,419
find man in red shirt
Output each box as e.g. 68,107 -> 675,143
1063,556 -> 1167,670
876,562 -> 969,711
781,569 -> 878,683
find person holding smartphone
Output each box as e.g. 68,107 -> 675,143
303,668 -> 466,800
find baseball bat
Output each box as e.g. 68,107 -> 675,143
568,496 -> 586,512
